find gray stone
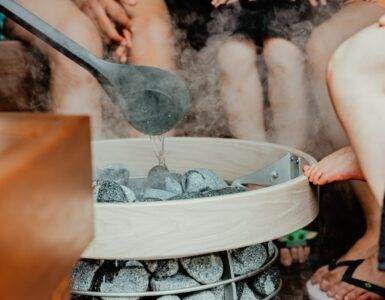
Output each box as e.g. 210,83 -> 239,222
147,166 -> 183,195
157,296 -> 181,300
252,268 -> 280,296
211,286 -> 225,300
267,241 -> 275,257
96,164 -> 130,186
136,197 -> 163,203
71,260 -> 99,291
168,192 -> 203,201
100,263 -> 149,293
150,274 -> 200,291
182,169 -> 227,193
180,254 -> 223,284
231,244 -> 267,276
236,283 -> 260,300
143,259 -> 179,278
201,186 -> 247,197
96,180 -> 128,203
121,186 -> 136,202
183,291 -> 216,300
143,189 -> 177,201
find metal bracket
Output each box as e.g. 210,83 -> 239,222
232,153 -> 302,187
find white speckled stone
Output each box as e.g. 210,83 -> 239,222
267,241 -> 275,257
71,260 -> 99,291
236,282 -> 260,300
143,189 -> 177,201
182,169 -> 227,193
121,186 -> 136,202
157,296 -> 181,300
210,286 -> 225,300
180,254 -> 223,284
150,274 -> 200,291
183,291 -> 216,300
100,264 -> 149,294
231,244 -> 267,276
252,268 -> 280,296
143,259 -> 179,278
96,164 -> 130,186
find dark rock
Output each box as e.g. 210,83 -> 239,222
147,166 -> 183,195
201,186 -> 247,197
96,180 -> 129,203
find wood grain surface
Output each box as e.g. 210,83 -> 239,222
0,113 -> 93,300
83,138 -> 318,260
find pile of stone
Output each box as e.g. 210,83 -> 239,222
93,164 -> 247,204
72,164 -> 280,299
71,241 -> 278,299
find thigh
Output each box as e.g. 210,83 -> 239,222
6,0 -> 100,56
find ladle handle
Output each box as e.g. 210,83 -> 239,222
0,0 -> 104,79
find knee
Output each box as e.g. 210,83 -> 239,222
217,38 -> 257,76
133,10 -> 172,41
263,38 -> 303,74
326,24 -> 385,105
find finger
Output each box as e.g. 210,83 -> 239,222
313,171 -> 323,185
308,0 -> 318,6
280,248 -> 293,267
103,0 -> 132,28
290,247 -> 299,261
304,246 -> 310,260
297,247 -> 306,263
121,0 -> 138,6
123,28 -> 133,48
91,0 -> 124,42
303,165 -> 311,176
379,14 -> 385,27
115,44 -> 126,58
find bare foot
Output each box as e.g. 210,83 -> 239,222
303,146 -> 365,185
311,233 -> 378,294
280,246 -> 310,266
326,253 -> 385,300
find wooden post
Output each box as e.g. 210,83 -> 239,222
0,113 -> 93,300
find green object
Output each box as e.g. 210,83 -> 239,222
279,229 -> 318,248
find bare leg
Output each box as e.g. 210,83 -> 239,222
6,0 -> 103,138
264,37 -> 308,149
217,37 -> 265,141
123,0 -> 176,137
328,23 -> 385,204
306,0 -> 385,149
